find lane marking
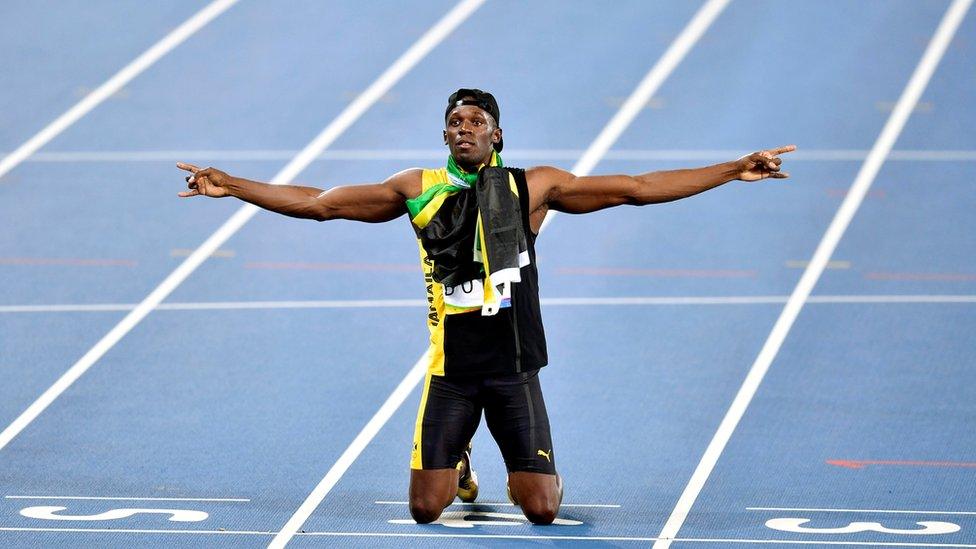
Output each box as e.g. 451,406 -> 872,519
3,294 -> 976,314
170,248 -> 235,258
652,2 -> 975,547
540,0 -> 730,233
866,272 -> 976,281
748,508 -> 976,516
671,541 -> 976,547
0,527 -> 272,535
271,3 -> 730,544
0,0 -> 482,454
0,0 -> 239,181
0,257 -> 137,267
12,148 -> 976,163
785,260 -> 851,270
5,496 -> 248,502
827,459 -> 976,469
19,506 -> 209,522
374,500 -> 621,508
3,528 -> 976,546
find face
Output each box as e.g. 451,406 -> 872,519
443,105 -> 502,170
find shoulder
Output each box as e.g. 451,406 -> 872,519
383,168 -> 424,199
524,165 -> 575,205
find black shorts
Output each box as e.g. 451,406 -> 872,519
410,369 -> 556,474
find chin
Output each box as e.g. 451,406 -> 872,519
453,149 -> 489,168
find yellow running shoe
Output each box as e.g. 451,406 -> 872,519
456,443 -> 478,503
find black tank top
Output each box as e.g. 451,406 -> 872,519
438,167 -> 548,376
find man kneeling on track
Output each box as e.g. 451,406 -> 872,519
177,88 -> 794,525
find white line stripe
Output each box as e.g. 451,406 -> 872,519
1,529 -> 975,546
748,507 -> 976,515
3,294 -> 974,314
264,2 -> 486,547
651,2 -> 975,548
0,0 -> 479,456
13,148 -> 976,163
540,0 -> 731,233
269,5 -> 728,546
0,0 -> 238,181
0,527 -> 272,535
674,541 -> 976,548
4,495 -> 248,502
374,500 -> 621,508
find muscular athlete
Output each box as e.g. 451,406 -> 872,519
178,89 -> 794,525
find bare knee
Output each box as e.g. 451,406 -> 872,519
409,497 -> 445,524
519,495 -> 560,525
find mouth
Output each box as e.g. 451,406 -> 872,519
456,140 -> 474,150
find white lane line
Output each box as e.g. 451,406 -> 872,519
269,4 -> 729,545
540,0 -> 731,233
0,0 -> 239,181
13,148 -> 976,162
4,528 -> 976,546
748,507 -> 976,516
263,2 -> 487,547
674,541 -> 976,548
0,0 -> 482,455
0,527 -> 272,535
4,495 -> 248,502
374,500 -> 621,508
3,294 -> 975,314
651,2 -> 975,548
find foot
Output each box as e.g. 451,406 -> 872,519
456,443 -> 478,503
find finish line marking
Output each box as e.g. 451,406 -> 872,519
4,495 -> 249,502
749,507 -> 976,516
2,528 -> 976,546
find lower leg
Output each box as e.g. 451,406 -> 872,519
408,468 -> 458,524
508,471 -> 563,525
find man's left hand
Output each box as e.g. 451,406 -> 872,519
735,144 -> 796,181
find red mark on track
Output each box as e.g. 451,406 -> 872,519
827,459 -> 976,469
244,261 -> 418,272
556,267 -> 757,278
0,257 -> 137,267
866,272 -> 976,281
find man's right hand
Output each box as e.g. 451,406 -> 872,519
177,162 -> 232,198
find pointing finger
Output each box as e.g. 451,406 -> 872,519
176,162 -> 201,173
770,145 -> 796,155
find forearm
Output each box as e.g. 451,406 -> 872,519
225,177 -> 328,220
631,161 -> 740,204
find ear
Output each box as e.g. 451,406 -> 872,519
492,127 -> 502,145
443,129 -> 448,145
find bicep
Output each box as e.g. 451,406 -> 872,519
546,171 -> 642,214
316,174 -> 414,223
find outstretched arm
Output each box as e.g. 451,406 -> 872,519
177,163 -> 420,223
531,145 -> 795,215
